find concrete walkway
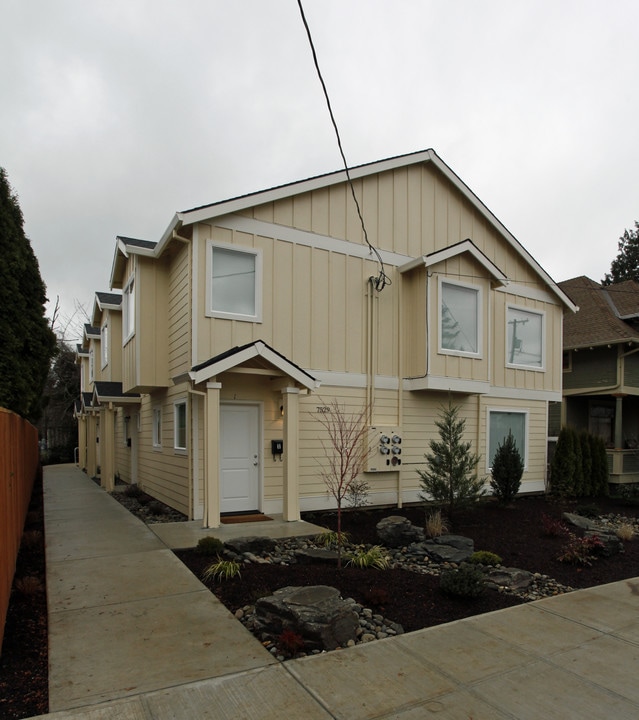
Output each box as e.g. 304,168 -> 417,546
38,464 -> 639,719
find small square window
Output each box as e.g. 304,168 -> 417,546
207,242 -> 262,322
439,280 -> 480,356
507,306 -> 544,369
174,401 -> 186,451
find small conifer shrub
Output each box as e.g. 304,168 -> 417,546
196,536 -> 225,556
469,550 -> 502,566
489,431 -> 523,504
439,563 -> 485,598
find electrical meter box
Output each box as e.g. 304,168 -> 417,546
365,426 -> 402,472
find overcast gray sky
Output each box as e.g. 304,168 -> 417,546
2,0 -> 637,340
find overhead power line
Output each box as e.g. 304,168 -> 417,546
296,0 -> 390,291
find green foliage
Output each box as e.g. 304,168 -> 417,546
202,558 -> 242,582
602,221 -> 639,285
489,431 -> 523,504
0,168 -> 57,421
551,428 -> 609,498
196,536 -> 225,556
469,550 -> 502,566
147,500 -> 167,516
417,403 -> 485,518
345,545 -> 390,569
574,503 -> 600,519
439,563 -> 485,597
315,530 -> 350,548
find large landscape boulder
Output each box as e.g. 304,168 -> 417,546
423,534 -> 474,563
224,536 -> 277,555
376,516 -> 425,547
254,585 -> 359,651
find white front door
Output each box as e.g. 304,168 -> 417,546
220,404 -> 260,513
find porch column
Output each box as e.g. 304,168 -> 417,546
86,414 -> 97,478
101,405 -> 115,492
77,417 -> 87,469
282,387 -> 300,521
204,381 -> 221,528
615,395 -> 624,449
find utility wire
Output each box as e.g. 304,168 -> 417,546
296,0 -> 390,291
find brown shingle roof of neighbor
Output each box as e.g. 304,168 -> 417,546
559,276 -> 639,349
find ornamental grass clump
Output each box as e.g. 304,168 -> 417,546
346,545 -> 390,569
315,530 -> 351,548
616,523 -> 635,541
425,509 -> 448,538
202,558 -> 242,582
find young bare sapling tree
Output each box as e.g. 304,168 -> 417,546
316,399 -> 373,567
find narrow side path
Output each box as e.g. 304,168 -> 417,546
44,465 -> 276,712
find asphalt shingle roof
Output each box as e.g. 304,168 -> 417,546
559,276 -> 639,349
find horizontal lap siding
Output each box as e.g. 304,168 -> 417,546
137,387 -> 190,515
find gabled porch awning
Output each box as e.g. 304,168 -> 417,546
92,382 -> 141,407
188,340 -> 319,390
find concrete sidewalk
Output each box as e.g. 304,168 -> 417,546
39,464 -> 639,719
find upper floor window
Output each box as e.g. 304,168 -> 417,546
100,321 -> 109,369
174,400 -> 187,451
123,275 -> 135,342
488,409 -> 527,471
507,306 -> 544,369
206,241 -> 262,322
89,348 -> 95,383
439,279 -> 481,356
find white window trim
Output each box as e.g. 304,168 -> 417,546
89,348 -> 95,383
173,400 -> 187,453
122,274 -> 135,345
486,407 -> 529,472
205,240 -> 263,322
152,406 -> 162,449
100,321 -> 109,370
438,276 -> 483,358
506,304 -> 545,371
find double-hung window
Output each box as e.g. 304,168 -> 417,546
89,348 -> 95,383
507,306 -> 544,369
488,410 -> 527,470
439,279 -> 481,356
174,401 -> 187,451
123,275 -> 135,342
206,241 -> 262,322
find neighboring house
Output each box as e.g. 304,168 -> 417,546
75,149 -> 576,527
556,275 -> 639,486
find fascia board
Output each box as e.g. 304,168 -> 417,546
190,342 -> 318,389
399,240 -> 508,286
175,151 -> 437,228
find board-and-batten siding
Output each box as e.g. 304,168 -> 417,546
167,243 -> 190,377
197,223 -> 385,376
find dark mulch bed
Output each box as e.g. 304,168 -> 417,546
3,488 -> 639,718
177,495 -> 639,643
0,471 -> 48,720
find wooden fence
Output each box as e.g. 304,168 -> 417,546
0,407 -> 40,651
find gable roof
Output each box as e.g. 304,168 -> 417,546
399,238 -> 509,286
189,340 -> 319,389
92,382 -> 141,406
559,276 -> 639,349
149,149 -> 574,311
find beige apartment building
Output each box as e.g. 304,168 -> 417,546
75,149 -> 576,527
